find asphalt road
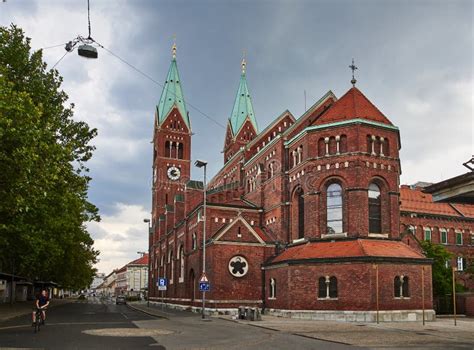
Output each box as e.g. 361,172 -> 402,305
0,298 -> 360,349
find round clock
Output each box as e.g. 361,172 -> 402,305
167,166 -> 181,181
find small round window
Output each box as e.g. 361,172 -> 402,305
228,256 -> 249,277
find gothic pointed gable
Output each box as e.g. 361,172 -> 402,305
315,87 -> 393,126
157,45 -> 190,130
229,59 -> 258,136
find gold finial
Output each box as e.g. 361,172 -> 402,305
172,34 -> 177,59
241,49 -> 247,74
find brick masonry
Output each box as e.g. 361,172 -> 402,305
148,60 -> 473,319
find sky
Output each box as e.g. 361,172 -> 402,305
1,0 -> 472,275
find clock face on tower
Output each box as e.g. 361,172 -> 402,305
167,166 -> 181,181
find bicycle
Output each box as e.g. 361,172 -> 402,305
33,307 -> 46,333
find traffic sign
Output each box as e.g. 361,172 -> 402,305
199,281 -> 210,292
157,278 -> 167,291
199,273 -> 208,283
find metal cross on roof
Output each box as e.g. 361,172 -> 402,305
349,58 -> 358,87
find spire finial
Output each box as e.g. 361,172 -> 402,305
172,34 -> 177,59
349,58 -> 358,87
241,49 -> 247,75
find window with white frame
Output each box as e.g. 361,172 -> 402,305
456,231 -> 463,245
424,228 -> 432,241
440,229 -> 448,244
457,257 -> 464,271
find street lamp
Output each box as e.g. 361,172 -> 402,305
194,159 -> 208,320
144,218 -> 151,307
137,250 -> 146,301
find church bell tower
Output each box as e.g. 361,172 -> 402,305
152,43 -> 192,228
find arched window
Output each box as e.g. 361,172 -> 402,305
340,135 -> 348,153
178,143 -> 184,159
318,277 -> 327,298
402,276 -> 409,297
394,276 -> 401,297
394,276 -> 409,298
368,183 -> 382,233
192,233 -> 197,250
329,137 -> 337,155
318,276 -> 338,299
179,245 -> 185,282
329,277 -> 338,298
327,183 -> 343,234
318,138 -> 325,157
168,250 -> 174,284
165,141 -> 171,158
269,278 -> 276,299
292,188 -> 305,240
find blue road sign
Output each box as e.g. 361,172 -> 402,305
199,281 -> 210,292
157,278 -> 167,291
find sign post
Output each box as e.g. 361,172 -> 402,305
199,273 -> 210,317
157,278 -> 167,312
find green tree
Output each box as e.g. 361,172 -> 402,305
0,24 -> 99,289
420,241 -> 452,296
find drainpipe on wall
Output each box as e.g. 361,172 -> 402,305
261,266 -> 266,314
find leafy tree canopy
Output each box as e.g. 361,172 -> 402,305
0,24 -> 99,289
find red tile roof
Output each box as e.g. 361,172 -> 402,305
452,204 -> 474,218
128,254 -> 149,266
271,239 -> 425,264
315,87 -> 393,126
399,186 -> 464,217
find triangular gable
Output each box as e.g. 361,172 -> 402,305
158,105 -> 191,133
213,216 -> 266,244
315,87 -> 393,126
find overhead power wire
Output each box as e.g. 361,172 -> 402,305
94,40 -> 226,129
39,43 -> 67,50
51,50 -> 71,69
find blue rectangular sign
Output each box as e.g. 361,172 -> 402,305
199,282 -> 210,292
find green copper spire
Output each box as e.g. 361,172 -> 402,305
229,58 -> 257,135
157,43 -> 190,129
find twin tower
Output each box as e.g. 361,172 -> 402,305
151,45 -> 257,222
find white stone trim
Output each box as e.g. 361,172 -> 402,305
368,233 -> 389,238
264,308 -> 436,322
213,216 -> 266,244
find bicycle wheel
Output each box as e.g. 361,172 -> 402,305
34,312 -> 41,333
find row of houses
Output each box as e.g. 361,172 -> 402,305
92,254 -> 149,298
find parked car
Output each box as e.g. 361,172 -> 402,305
115,295 -> 126,305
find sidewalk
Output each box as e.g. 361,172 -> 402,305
223,314 -> 474,349
0,298 -> 75,322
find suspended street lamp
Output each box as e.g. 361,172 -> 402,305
64,0 -> 99,59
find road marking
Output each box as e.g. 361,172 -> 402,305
121,312 -> 129,319
82,328 -> 173,337
0,321 -> 129,331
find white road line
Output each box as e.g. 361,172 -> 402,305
0,321 -> 129,331
121,312 -> 129,319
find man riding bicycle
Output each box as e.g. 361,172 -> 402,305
32,289 -> 50,326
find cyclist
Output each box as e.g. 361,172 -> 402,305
32,289 -> 50,326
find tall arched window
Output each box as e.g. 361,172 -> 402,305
168,250 -> 174,284
165,141 -> 171,158
192,233 -> 197,250
293,187 -> 305,240
368,183 -> 382,233
327,183 -> 343,234
179,245 -> 185,282
329,277 -> 338,298
318,277 -> 326,298
178,143 -> 184,159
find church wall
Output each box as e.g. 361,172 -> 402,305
265,262 -> 432,311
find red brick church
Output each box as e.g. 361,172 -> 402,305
147,45 -> 473,321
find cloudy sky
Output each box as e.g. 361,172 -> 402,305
1,0 -> 472,274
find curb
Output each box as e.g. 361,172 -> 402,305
126,303 -> 168,320
0,299 -> 76,323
